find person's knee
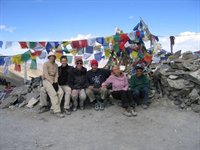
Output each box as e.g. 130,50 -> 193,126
143,87 -> 149,93
86,89 -> 93,95
132,89 -> 140,96
100,88 -> 108,93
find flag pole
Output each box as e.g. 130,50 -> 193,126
24,61 -> 27,84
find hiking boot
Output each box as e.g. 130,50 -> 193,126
38,106 -> 49,114
94,103 -> 100,111
131,109 -> 137,116
65,109 -> 71,115
73,107 -> 77,112
99,103 -> 105,111
55,112 -> 65,118
123,110 -> 132,117
142,104 -> 148,109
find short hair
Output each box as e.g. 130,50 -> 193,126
112,65 -> 120,70
60,55 -> 68,62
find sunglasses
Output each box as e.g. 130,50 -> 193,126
76,62 -> 83,65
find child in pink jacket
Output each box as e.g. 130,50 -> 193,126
102,65 -> 137,117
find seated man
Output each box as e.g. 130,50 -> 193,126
70,58 -> 87,111
130,65 -> 150,109
86,60 -> 111,111
58,56 -> 74,115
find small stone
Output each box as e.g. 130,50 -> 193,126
9,105 -> 15,110
192,104 -> 200,113
183,61 -> 198,71
182,51 -> 198,60
26,98 -> 39,108
19,101 -> 27,108
186,107 -> 192,111
189,88 -> 200,102
168,75 -> 179,80
0,95 -> 18,109
167,79 -> 193,90
174,100 -> 181,105
180,103 -> 186,109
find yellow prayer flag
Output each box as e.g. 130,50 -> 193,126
70,50 -> 78,56
131,51 -> 138,59
104,49 -> 110,58
105,36 -> 113,43
11,55 -> 22,65
62,41 -> 71,47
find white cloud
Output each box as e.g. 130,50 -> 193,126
69,34 -> 93,41
0,25 -> 16,33
159,32 -> 200,52
0,42 -> 28,56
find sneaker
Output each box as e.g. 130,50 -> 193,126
73,107 -> 77,112
142,104 -> 148,109
65,109 -> 71,115
99,103 -> 105,111
49,109 -> 54,114
123,110 -> 132,117
94,103 -> 100,111
55,112 -> 65,118
131,109 -> 137,116
80,106 -> 84,110
38,106 -> 49,114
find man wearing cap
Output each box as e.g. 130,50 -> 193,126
41,52 -> 64,118
70,57 -> 87,111
130,65 -> 150,109
58,55 -> 74,115
86,60 -> 111,111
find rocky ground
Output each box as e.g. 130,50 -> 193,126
0,51 -> 200,150
0,98 -> 200,150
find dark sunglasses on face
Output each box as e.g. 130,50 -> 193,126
76,62 -> 83,65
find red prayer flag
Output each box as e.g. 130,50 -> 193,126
79,40 -> 88,48
39,42 -> 46,48
19,42 -> 28,49
71,41 -> 80,49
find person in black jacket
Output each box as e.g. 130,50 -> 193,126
70,57 -> 87,111
58,55 -> 74,115
86,60 -> 111,111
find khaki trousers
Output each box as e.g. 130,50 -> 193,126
71,89 -> 86,107
42,80 -> 63,113
86,87 -> 108,102
61,85 -> 72,109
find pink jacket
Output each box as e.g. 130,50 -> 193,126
102,73 -> 128,91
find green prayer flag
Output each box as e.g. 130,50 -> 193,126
21,51 -> 31,62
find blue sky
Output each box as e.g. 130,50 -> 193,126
0,0 -> 199,40
0,0 -> 199,54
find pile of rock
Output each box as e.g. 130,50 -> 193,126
151,51 -> 200,113
0,76 -> 42,109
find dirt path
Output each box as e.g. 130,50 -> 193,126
0,101 -> 200,150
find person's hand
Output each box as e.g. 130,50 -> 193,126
52,82 -> 59,92
101,84 -> 107,89
88,86 -> 93,89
